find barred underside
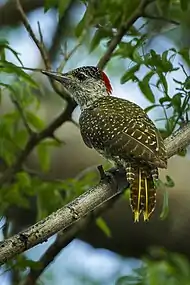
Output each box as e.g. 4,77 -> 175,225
126,163 -> 158,222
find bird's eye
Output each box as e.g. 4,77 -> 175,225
76,72 -> 86,81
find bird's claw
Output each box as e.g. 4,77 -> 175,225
97,165 -> 116,186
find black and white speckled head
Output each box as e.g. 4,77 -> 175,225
42,66 -> 112,110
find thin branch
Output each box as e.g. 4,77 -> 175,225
10,96 -> 33,135
97,0 -> 154,70
57,41 -> 82,73
0,64 -> 42,72
16,0 -> 50,69
37,21 -> 44,44
23,166 -> 63,182
16,0 -> 70,100
165,122 -> 190,158
0,122 -> 190,265
143,13 -> 180,25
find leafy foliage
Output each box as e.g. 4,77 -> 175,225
116,251 -> 190,285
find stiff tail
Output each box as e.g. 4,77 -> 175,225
126,163 -> 157,222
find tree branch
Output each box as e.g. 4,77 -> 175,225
0,122 -> 190,265
23,189 -> 122,285
165,122 -> 190,158
10,95 -> 33,136
0,167 -> 128,265
16,0 -> 71,100
97,0 -> 155,70
16,0 -> 49,69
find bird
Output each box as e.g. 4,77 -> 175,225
42,66 -> 167,222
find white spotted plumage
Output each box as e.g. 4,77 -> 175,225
42,66 -> 167,222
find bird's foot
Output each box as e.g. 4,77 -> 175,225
97,165 -> 129,192
97,165 -> 116,187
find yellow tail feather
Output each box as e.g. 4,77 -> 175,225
129,167 -> 157,222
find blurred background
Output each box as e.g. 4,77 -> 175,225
1,0 -> 190,284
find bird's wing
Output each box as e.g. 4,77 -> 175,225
79,97 -> 167,168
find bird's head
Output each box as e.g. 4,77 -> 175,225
42,66 -> 112,109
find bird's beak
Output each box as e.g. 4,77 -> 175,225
41,70 -> 70,84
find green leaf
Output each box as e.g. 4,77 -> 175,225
0,40 -> 23,66
116,41 -> 136,59
96,217 -> 111,237
37,142 -> 51,172
2,148 -> 15,165
58,0 -> 72,18
184,76 -> 190,89
157,72 -> 168,94
121,64 -> 140,84
159,96 -> 171,105
116,275 -> 141,285
0,87 -> 2,105
132,49 -> 143,64
14,130 -> 28,148
145,49 -> 175,73
138,71 -> 155,103
4,184 -> 29,208
90,29 -> 113,52
0,46 -> 6,61
0,61 -> 37,87
165,175 -> 175,188
165,117 -> 175,134
0,82 -> 17,94
23,259 -> 42,270
16,172 -> 31,188
26,111 -> 45,130
160,189 -> 169,220
178,148 -> 187,156
180,0 -> 189,11
178,48 -> 190,65
144,104 -> 160,113
172,93 -> 182,111
12,256 -> 42,271
44,0 -> 57,12
75,11 -> 91,38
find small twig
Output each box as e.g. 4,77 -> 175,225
10,96 -> 33,135
0,64 -> 42,73
24,166 -> 63,183
37,21 -> 44,44
57,41 -> 82,73
50,133 -> 64,144
16,0 -> 50,69
179,63 -> 188,77
143,13 -> 180,25
16,0 -> 70,100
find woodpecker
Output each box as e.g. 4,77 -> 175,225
42,66 -> 167,222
